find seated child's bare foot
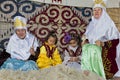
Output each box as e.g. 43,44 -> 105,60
83,70 -> 90,76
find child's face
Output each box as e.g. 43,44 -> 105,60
16,29 -> 26,39
69,39 -> 78,47
47,36 -> 56,45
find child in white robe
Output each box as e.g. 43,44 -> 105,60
0,16 -> 39,71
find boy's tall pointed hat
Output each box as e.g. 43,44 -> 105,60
14,16 -> 27,29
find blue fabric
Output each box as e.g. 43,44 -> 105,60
0,58 -> 38,71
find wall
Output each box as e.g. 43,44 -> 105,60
107,8 -> 120,31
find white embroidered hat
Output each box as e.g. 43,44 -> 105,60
14,16 -> 27,30
93,0 -> 107,10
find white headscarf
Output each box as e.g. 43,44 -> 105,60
13,16 -> 30,40
6,16 -> 38,60
85,4 -> 119,44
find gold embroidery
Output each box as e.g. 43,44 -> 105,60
106,41 -> 112,48
94,0 -> 106,7
102,41 -> 113,79
14,18 -> 26,28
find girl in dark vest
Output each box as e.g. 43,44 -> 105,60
63,33 -> 82,71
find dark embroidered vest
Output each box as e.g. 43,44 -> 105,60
44,43 -> 56,58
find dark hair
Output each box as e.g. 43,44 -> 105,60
64,33 -> 81,45
45,31 -> 58,44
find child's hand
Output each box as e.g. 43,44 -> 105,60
69,57 -> 74,62
73,57 -> 79,62
30,47 -> 35,56
68,57 -> 79,62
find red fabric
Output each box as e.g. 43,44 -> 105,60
102,39 -> 119,79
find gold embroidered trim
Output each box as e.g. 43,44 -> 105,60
94,0 -> 106,7
102,41 -> 113,78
